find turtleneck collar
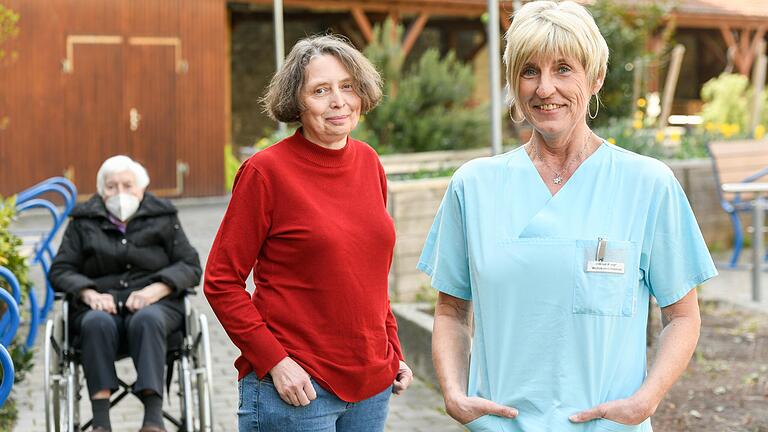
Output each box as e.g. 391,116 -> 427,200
287,128 -> 356,168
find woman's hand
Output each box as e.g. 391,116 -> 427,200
269,357 -> 317,407
445,393 -> 518,425
571,290 -> 700,427
432,293 -> 517,425
81,288 -> 117,314
125,282 -> 172,312
569,394 -> 656,426
392,360 -> 413,395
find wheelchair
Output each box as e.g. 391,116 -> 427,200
43,289 -> 214,432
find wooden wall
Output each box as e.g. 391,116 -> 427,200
0,0 -> 226,198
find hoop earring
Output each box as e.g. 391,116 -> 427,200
588,94 -> 599,120
509,104 -> 526,124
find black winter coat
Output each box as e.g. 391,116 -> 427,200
49,192 -> 202,318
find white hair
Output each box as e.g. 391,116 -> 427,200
503,0 -> 609,114
96,155 -> 150,196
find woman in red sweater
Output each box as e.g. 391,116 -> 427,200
204,34 -> 413,431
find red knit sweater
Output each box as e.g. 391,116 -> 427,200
204,129 -> 404,402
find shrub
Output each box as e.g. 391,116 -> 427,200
356,19 -> 489,154
699,73 -> 768,136
0,196 -> 35,428
588,0 -> 672,126
224,144 -> 241,192
594,117 -> 730,161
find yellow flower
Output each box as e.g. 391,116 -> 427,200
669,131 -> 681,144
632,120 -> 643,129
705,122 -> 715,132
755,124 -> 766,139
607,137 -> 616,144
655,130 -> 665,143
719,123 -> 733,138
637,98 -> 647,108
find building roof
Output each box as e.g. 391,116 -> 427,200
672,0 -> 768,19
573,0 -> 768,27
244,1 -> 768,21
577,0 -> 768,18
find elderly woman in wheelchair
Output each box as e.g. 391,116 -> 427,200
49,155 -> 203,432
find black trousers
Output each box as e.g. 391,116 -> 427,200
75,300 -> 183,398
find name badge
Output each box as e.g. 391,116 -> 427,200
586,260 -> 625,274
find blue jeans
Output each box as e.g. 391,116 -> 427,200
238,372 -> 392,432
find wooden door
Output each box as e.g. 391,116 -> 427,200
62,38 -> 126,193
124,39 -> 178,192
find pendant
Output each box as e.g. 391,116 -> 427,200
553,175 -> 563,185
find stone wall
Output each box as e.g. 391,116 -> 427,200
385,157 -> 731,301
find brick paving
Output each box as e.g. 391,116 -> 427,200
10,199 -> 464,432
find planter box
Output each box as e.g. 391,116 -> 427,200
391,303 -> 440,391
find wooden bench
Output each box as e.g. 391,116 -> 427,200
707,139 -> 768,267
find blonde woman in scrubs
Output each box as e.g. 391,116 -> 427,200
419,2 -> 717,431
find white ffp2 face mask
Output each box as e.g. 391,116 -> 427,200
105,193 -> 141,222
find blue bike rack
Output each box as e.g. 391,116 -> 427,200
0,344 -> 13,406
0,288 -> 19,347
0,279 -> 20,407
0,267 -> 25,347
10,177 -> 77,340
14,198 -> 61,323
16,177 -> 77,218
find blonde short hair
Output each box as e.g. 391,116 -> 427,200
96,155 -> 150,196
263,34 -> 383,123
503,1 -> 608,113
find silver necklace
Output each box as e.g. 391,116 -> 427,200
532,130 -> 591,185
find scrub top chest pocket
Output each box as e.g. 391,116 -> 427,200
573,239 -> 640,317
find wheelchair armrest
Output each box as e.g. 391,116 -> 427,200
179,287 -> 197,298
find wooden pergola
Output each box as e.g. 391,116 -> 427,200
238,0 -> 516,57
591,0 -> 768,76
239,0 -> 767,75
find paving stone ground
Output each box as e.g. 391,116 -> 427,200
10,199 -> 464,432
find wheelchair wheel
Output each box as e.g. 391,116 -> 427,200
195,313 -> 214,431
44,320 -> 57,432
44,318 -> 66,432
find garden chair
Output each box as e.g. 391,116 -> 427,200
707,139 -> 768,267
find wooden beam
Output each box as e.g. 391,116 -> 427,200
750,39 -> 766,136
738,28 -> 754,75
720,25 -> 747,74
402,12 -> 429,58
351,7 -> 373,43
746,26 -> 768,75
239,0 -> 506,17
659,44 -> 686,128
720,25 -> 737,49
674,12 -> 768,30
500,12 -> 511,32
720,25 -> 768,75
339,21 -> 366,49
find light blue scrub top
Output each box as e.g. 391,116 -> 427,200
418,143 -> 718,432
